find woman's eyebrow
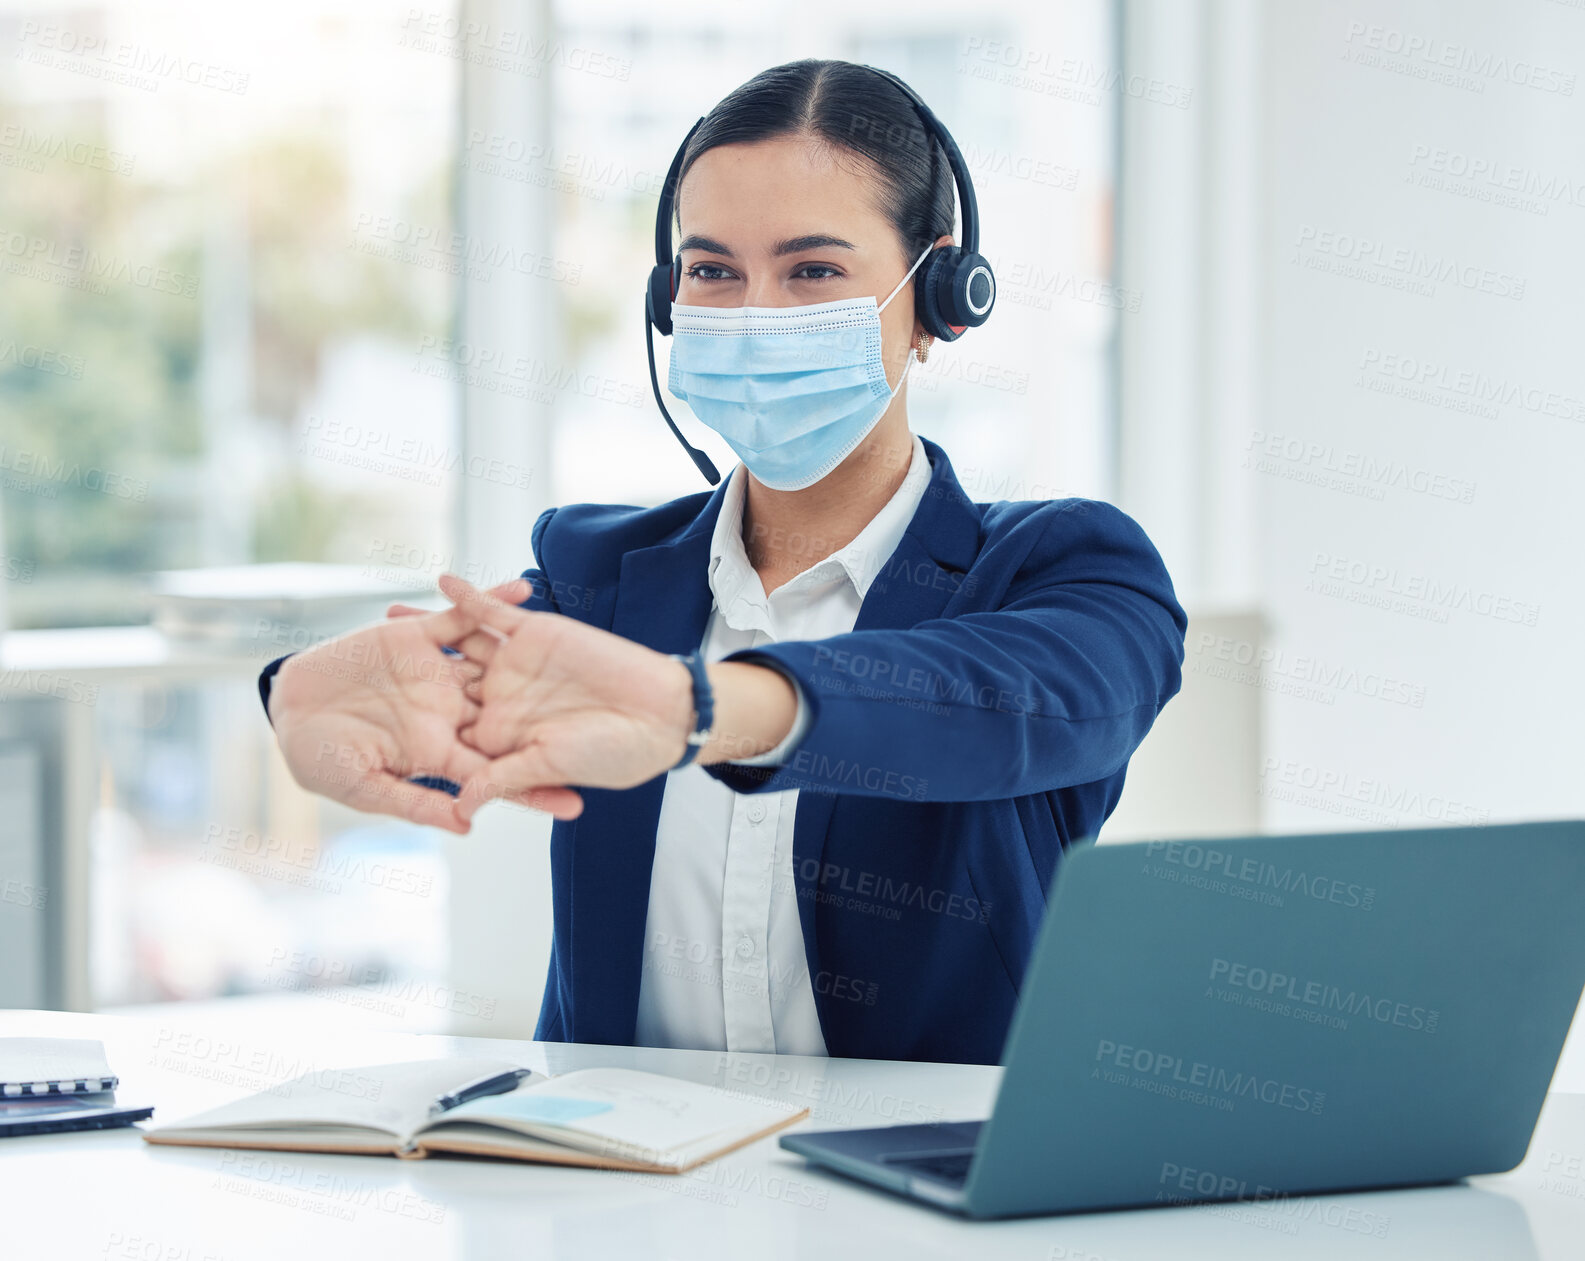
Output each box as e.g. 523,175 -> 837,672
678,234 -> 734,256
676,233 -> 858,257
772,233 -> 857,255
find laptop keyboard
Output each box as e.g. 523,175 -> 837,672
882,1149 -> 976,1185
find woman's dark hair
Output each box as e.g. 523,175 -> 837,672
676,59 -> 956,262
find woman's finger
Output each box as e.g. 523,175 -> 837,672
342,772 -> 471,834
456,746 -> 564,823
388,578 -> 529,624
513,786 -> 584,820
446,628 -> 506,666
437,573 -> 535,642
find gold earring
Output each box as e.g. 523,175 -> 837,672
915,332 -> 933,364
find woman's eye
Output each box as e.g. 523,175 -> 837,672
683,262 -> 841,282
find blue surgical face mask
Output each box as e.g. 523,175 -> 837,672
666,241 -> 934,491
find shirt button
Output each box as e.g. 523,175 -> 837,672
736,936 -> 755,959
747,802 -> 767,824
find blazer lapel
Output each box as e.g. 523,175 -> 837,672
791,438 -> 984,1022
566,485 -> 726,1046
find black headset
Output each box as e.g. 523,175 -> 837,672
642,64 -> 996,485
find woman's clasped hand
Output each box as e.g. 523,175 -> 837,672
265,574 -> 699,833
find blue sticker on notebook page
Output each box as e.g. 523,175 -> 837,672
445,1094 -> 613,1124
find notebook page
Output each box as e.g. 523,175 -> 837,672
0,1038 -> 116,1094
151,1058 -> 528,1141
445,1067 -> 797,1162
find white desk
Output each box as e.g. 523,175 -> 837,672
3,1009 -> 1583,1261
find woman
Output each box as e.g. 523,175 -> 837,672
261,59 -> 1188,1065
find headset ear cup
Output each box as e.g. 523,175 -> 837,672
913,248 -> 960,342
647,262 -> 675,336
924,251 -> 997,336
953,252 -> 996,328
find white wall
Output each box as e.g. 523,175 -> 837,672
1118,0 -> 1585,837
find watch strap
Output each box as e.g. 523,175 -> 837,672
668,651 -> 714,768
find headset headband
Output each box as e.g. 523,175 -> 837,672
653,67 -> 978,267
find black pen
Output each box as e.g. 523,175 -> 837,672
430,1068 -> 535,1114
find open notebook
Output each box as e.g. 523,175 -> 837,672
143,1058 -> 806,1173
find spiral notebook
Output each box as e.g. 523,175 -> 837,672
0,1038 -> 118,1097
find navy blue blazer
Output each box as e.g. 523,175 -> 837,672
504,436 -> 1185,1065
260,437 -> 1187,1065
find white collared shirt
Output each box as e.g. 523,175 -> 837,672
634,433 -> 933,1054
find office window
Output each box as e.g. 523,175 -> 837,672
0,1 -> 461,1010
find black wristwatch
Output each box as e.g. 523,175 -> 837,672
668,651 -> 715,768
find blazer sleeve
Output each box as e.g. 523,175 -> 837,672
703,500 -> 1188,803
519,506 -> 566,614
255,508 -> 561,725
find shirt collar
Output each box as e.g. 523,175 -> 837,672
708,432 -> 932,621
